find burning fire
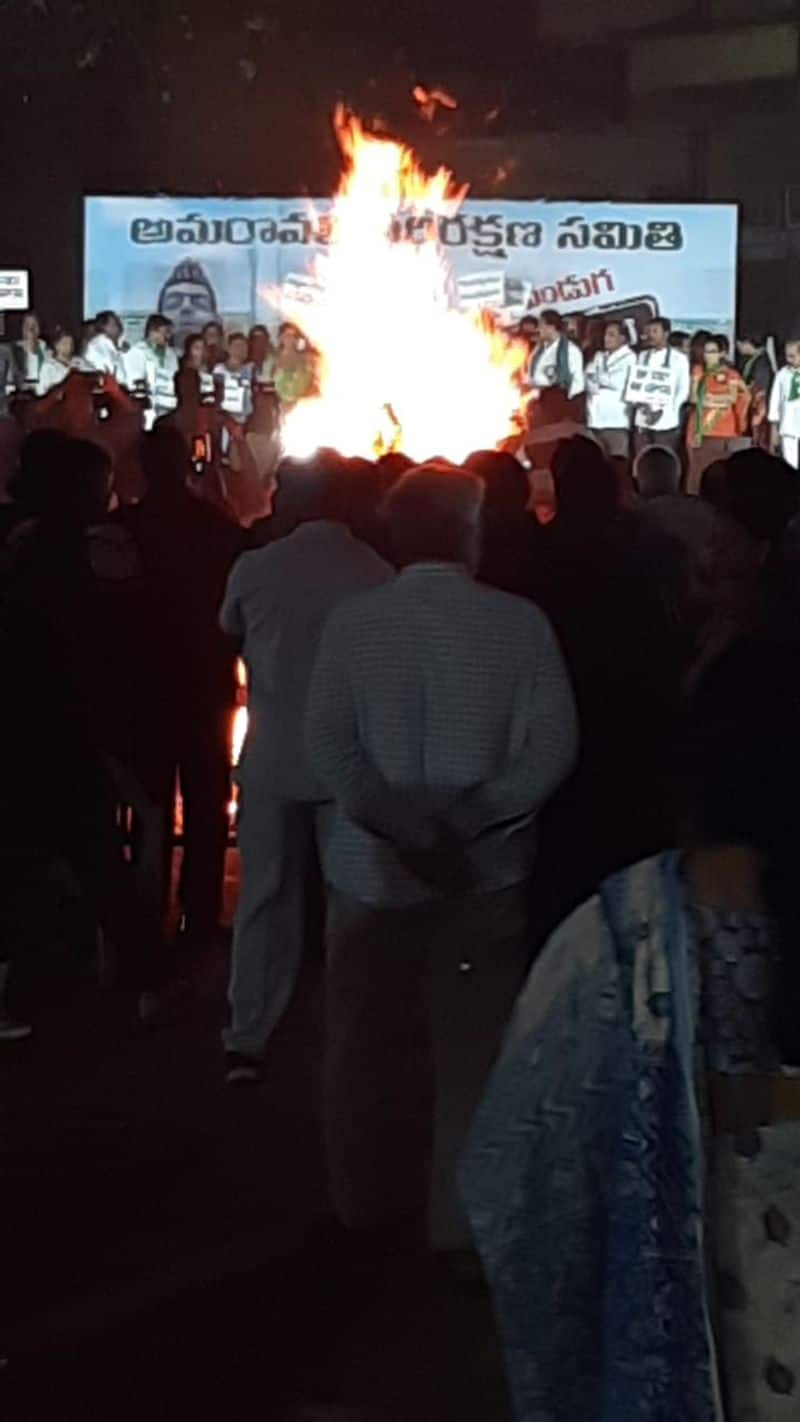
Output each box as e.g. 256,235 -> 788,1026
231,658 -> 248,768
228,658 -> 249,822
278,109 -> 527,464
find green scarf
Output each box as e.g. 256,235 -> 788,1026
693,364 -> 737,445
789,369 -> 800,402
531,335 -> 572,393
17,340 -> 45,375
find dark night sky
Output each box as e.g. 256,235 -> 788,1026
1,0 -> 540,190
1,0 -> 554,324
0,0 -> 778,327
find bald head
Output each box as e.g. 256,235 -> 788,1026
383,463 -> 484,570
634,444 -> 681,500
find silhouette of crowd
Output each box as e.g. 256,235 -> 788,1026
3,307 -> 800,1416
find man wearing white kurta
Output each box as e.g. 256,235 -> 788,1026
219,457 -> 392,1082
125,315 -> 179,430
84,311 -> 128,385
630,317 -> 690,457
768,341 -> 800,470
585,321 -> 636,459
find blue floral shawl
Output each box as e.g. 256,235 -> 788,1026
461,852 -> 725,1422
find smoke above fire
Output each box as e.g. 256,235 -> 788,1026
274,108 -> 527,464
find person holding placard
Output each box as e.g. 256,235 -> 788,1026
629,317 -> 690,457
125,314 -> 179,431
768,339 -> 800,470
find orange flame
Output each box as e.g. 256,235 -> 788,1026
412,84 -> 458,122
231,658 -> 248,768
278,108 -> 527,465
228,659 -> 249,822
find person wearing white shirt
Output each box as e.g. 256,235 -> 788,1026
125,314 -> 179,430
768,339 -> 800,469
84,310 -> 128,385
584,321 -> 636,459
306,465 -> 577,1246
630,317 -> 691,456
37,330 -> 78,397
12,311 -> 49,393
527,308 -> 585,427
213,333 -> 254,425
219,455 -> 392,1082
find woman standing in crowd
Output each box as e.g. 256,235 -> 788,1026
464,635 -> 800,1422
37,329 -> 77,396
177,332 -> 216,404
736,332 -> 774,448
273,323 -> 314,408
687,334 -> 750,493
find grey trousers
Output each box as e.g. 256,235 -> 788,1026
324,885 -> 530,1249
223,788 -> 320,1057
592,427 -> 630,460
687,436 -> 751,495
634,426 -> 682,456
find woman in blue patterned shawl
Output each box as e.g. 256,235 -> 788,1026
462,636 -> 800,1422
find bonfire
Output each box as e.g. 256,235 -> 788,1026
278,108 -> 527,464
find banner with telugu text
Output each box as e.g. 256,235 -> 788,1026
84,196 -> 737,349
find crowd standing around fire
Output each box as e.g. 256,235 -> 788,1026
3,299 -> 800,1419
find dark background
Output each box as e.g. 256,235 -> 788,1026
1,0 -> 798,335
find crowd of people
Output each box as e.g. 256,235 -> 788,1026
2,306 -> 797,507
520,308 -> 792,486
1,308 -> 317,523
3,297 -> 800,1419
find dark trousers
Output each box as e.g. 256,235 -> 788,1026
592,428 -> 630,460
687,436 -> 751,495
634,426 -> 682,456
143,707 -> 232,936
0,752 -> 166,987
324,885 -> 530,1249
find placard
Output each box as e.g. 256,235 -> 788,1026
0,270 -> 30,312
626,363 -> 676,411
